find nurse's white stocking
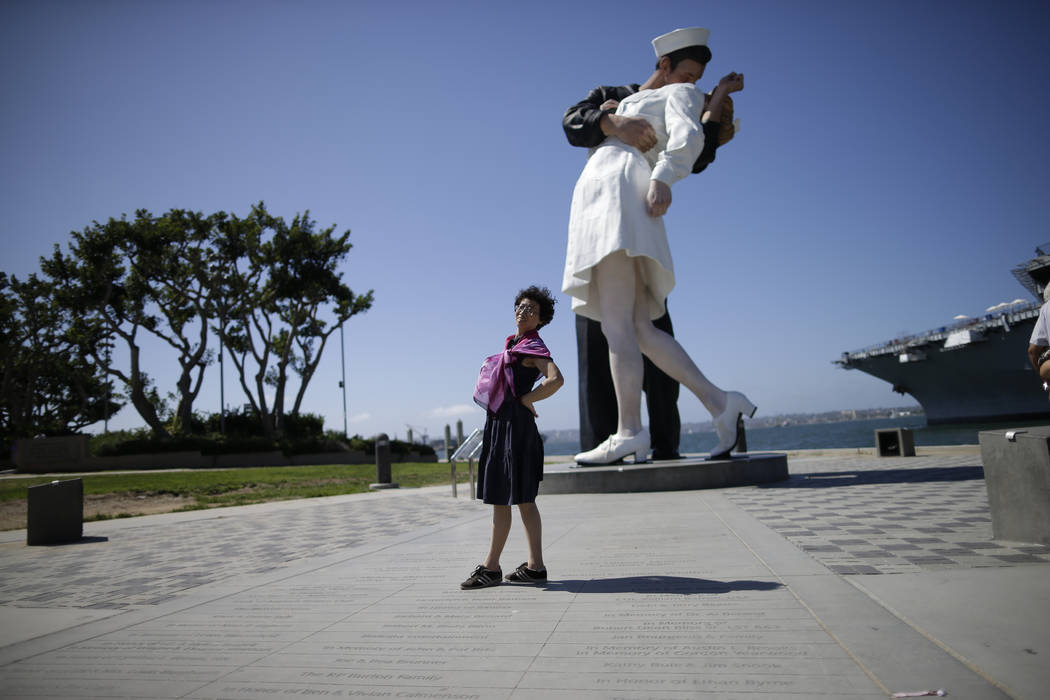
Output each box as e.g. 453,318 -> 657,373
594,251 -> 645,437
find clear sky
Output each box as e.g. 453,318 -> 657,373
3,0 -> 1049,442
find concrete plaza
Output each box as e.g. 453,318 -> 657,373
1,448 -> 1047,699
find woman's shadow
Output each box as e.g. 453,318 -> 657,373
542,576 -> 781,594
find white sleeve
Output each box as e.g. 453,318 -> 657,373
1031,304 -> 1050,345
651,84 -> 705,186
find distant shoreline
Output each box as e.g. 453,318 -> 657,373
543,443 -> 981,462
534,414 -> 1018,458
539,406 -> 924,444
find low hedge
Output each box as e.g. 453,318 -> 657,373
89,431 -> 435,458
346,435 -> 435,457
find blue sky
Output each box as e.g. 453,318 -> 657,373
3,0 -> 1049,441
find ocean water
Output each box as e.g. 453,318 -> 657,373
542,416 -> 1050,456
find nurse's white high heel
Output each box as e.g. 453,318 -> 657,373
575,429 -> 650,465
709,392 -> 757,460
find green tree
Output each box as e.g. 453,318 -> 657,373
41,210 -> 216,436
0,272 -> 121,445
126,209 -> 218,434
211,203 -> 373,438
26,203 -> 369,442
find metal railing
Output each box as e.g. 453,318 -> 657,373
448,428 -> 483,498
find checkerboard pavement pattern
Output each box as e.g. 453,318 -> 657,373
723,452 -> 1050,575
0,491 -> 485,610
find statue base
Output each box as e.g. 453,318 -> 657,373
538,452 -> 788,495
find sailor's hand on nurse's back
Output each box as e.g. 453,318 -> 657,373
602,113 -> 658,153
646,180 -> 672,217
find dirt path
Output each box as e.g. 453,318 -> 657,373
0,493 -> 197,531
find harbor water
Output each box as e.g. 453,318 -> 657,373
541,416 -> 1050,456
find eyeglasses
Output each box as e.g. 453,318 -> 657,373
515,302 -> 538,316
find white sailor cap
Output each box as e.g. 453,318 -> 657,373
652,27 -> 710,57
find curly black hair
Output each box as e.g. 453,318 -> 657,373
514,285 -> 557,329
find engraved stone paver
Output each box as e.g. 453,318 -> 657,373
0,454 -> 1029,699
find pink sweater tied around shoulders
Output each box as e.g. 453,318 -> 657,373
473,331 -> 551,414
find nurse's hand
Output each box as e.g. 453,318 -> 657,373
646,180 -> 672,217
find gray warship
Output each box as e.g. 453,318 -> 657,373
836,245 -> 1050,425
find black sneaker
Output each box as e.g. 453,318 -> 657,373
460,565 -> 502,589
505,562 -> 547,584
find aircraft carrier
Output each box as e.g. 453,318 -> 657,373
836,245 -> 1050,425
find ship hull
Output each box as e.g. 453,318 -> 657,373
843,317 -> 1050,425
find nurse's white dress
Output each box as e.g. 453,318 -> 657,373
562,82 -> 706,322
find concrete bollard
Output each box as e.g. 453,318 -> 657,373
979,427 -> 1050,544
27,478 -> 84,545
369,433 -> 399,490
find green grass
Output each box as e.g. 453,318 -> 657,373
1,462 -> 472,511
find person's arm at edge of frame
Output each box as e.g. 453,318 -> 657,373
519,357 -> 564,418
1029,302 -> 1050,381
1028,343 -> 1047,373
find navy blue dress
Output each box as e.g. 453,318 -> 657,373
476,346 -> 544,505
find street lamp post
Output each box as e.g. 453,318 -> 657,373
219,320 -> 226,436
340,322 -> 348,439
104,337 -> 112,433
